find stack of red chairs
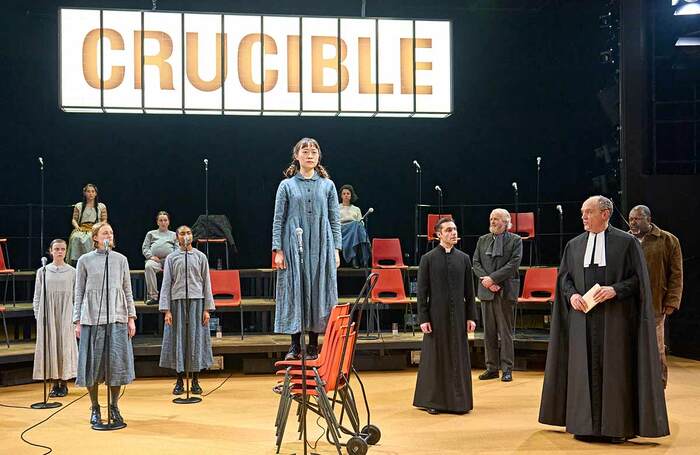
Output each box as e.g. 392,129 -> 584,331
273,303 -> 376,454
369,239 -> 414,337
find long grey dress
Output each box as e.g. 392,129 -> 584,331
159,248 -> 215,372
272,171 -> 342,334
32,263 -> 78,381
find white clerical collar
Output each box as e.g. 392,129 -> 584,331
583,231 -> 606,268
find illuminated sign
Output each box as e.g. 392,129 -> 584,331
59,8 -> 452,117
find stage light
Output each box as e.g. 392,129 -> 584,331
673,0 -> 700,16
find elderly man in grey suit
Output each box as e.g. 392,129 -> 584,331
473,208 -> 523,382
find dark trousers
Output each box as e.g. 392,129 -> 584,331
481,294 -> 514,371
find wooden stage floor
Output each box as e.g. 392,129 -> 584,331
1,356 -> 698,454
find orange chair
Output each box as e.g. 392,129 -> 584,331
427,213 -> 453,241
0,305 -> 9,348
515,267 -> 557,332
370,268 -> 414,335
0,239 -> 16,307
371,238 -> 407,269
210,270 -> 244,339
508,212 -> 536,265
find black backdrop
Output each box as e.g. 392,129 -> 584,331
0,0 -> 612,270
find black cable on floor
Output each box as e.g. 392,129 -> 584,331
0,402 -> 33,409
19,391 -> 88,455
202,372 -> 234,397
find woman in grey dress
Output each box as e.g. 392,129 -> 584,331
142,211 -> 176,305
272,137 -> 341,361
73,222 -> 136,426
67,183 -> 108,265
32,239 -> 78,397
159,225 -> 214,395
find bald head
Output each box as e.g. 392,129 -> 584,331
581,195 -> 612,233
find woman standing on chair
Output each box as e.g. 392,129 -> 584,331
32,239 -> 78,397
73,222 -> 136,426
158,225 -> 214,395
272,137 -> 341,361
67,184 -> 108,266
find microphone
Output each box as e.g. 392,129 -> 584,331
184,234 -> 192,246
361,207 -> 374,220
41,257 -> 47,267
38,157 -> 44,168
511,182 -> 518,192
203,158 -> 208,170
295,227 -> 304,253
537,156 -> 541,167
103,239 -> 110,251
413,160 -> 421,171
556,204 -> 563,215
434,185 -> 442,193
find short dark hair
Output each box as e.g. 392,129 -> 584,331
156,210 -> 170,221
434,216 -> 454,234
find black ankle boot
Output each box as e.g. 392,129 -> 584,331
109,405 -> 124,424
49,382 -> 60,398
285,344 -> 301,361
58,381 -> 68,397
90,405 -> 101,425
173,375 -> 184,395
306,344 -> 319,360
191,375 -> 202,395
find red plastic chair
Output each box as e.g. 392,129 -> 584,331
427,214 -> 453,241
210,270 -> 244,339
370,268 -> 414,335
0,239 -> 16,307
371,238 -> 407,269
0,305 -> 9,348
515,267 -> 557,332
508,212 -> 535,265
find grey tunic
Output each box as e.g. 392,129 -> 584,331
272,172 -> 341,334
158,248 -> 215,311
142,229 -> 176,260
73,250 -> 136,325
159,248 -> 215,372
32,263 -> 78,381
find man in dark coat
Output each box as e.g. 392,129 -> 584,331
473,208 -> 523,382
539,196 -> 669,443
413,217 -> 477,415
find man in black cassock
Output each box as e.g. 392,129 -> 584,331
539,196 -> 669,443
413,217 -> 477,415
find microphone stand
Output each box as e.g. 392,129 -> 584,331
413,163 -> 422,265
535,158 -> 541,265
204,159 -> 210,261
558,208 -> 564,263
174,240 -> 201,404
437,189 -> 443,214
513,185 -> 519,234
297,232 -> 309,455
93,244 -> 126,430
31,259 -> 61,410
39,157 -> 45,260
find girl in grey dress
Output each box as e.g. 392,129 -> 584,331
73,222 -> 136,426
32,239 -> 78,397
67,183 -> 108,265
142,211 -> 176,304
272,138 -> 342,361
159,225 -> 214,395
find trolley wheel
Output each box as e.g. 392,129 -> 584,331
362,424 -> 381,445
346,436 -> 368,455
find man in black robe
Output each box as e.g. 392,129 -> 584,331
413,217 -> 477,415
539,196 -> 669,443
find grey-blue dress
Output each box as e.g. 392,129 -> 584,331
272,172 -> 342,334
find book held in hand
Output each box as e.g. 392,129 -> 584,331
582,283 -> 601,313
